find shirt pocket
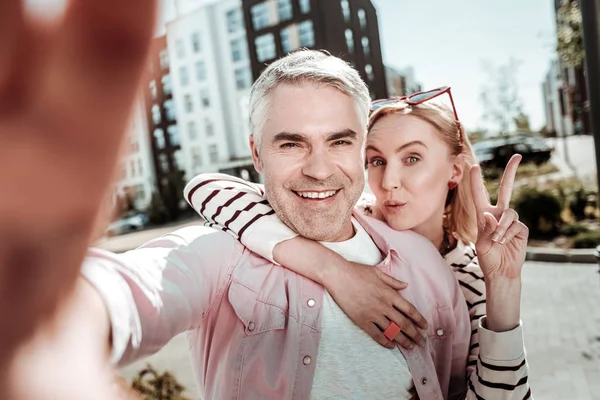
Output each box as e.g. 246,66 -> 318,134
228,280 -> 288,335
427,304 -> 455,341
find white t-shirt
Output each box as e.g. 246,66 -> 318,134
310,218 -> 414,399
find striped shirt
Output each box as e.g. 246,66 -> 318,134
184,173 -> 532,399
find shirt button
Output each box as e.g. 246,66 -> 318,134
248,322 -> 255,331
436,328 -> 444,336
302,356 -> 311,365
307,299 -> 316,308
421,377 -> 428,385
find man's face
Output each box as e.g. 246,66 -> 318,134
250,83 -> 365,242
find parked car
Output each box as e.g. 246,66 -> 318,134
105,213 -> 149,237
473,134 -> 554,168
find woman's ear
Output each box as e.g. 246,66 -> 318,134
451,153 -> 466,184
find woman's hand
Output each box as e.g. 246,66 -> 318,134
470,155 -> 529,280
321,260 -> 429,350
470,154 -> 529,332
273,237 -> 429,349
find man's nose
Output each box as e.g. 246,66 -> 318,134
302,148 -> 335,181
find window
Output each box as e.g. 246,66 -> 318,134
255,33 -> 276,62
173,150 -> 185,171
176,39 -> 185,58
192,147 -> 202,168
234,67 -> 252,90
135,184 -> 145,202
120,163 -> 127,179
358,9 -> 367,31
205,119 -> 214,137
149,80 -> 157,99
365,64 -> 374,81
137,160 -> 143,176
361,37 -> 370,57
184,94 -> 193,113
345,29 -> 354,53
299,0 -> 310,14
164,100 -> 176,121
159,153 -> 169,173
188,121 -> 198,140
209,144 -> 219,163
200,88 -> 210,108
153,128 -> 165,149
226,8 -> 243,33
167,125 -> 180,146
162,74 -> 172,95
151,104 -> 161,124
191,32 -> 201,53
130,160 -> 136,177
231,38 -> 247,62
251,2 -> 270,31
159,49 -> 169,69
341,0 -> 351,23
278,0 -> 292,22
179,66 -> 189,86
299,20 -> 315,48
280,26 -> 294,54
196,61 -> 206,81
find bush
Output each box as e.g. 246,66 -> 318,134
131,364 -> 190,400
513,187 -> 563,238
559,222 -> 590,237
568,186 -> 593,221
571,231 -> 600,249
147,191 -> 168,225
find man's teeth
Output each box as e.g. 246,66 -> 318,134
296,191 -> 337,199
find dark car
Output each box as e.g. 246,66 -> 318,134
473,134 -> 554,168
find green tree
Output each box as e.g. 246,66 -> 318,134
557,1 -> 585,68
513,111 -> 531,132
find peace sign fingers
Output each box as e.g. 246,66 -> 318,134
496,154 -> 522,211
469,163 -> 491,222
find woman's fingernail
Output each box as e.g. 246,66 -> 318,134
491,234 -> 500,242
499,237 -> 507,245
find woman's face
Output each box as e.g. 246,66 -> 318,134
366,113 -> 463,233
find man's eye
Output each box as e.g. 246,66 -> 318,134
333,140 -> 352,146
406,156 -> 420,164
280,143 -> 299,149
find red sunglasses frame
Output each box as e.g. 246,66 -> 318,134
370,86 -> 464,144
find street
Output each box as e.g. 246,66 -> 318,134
548,135 -> 597,180
120,262 -> 600,400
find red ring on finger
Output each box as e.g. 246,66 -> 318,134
383,321 -> 401,341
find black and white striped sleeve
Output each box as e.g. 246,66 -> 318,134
450,246 -> 531,399
183,173 -> 297,263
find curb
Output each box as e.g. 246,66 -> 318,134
526,246 -> 597,264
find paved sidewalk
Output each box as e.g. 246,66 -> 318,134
119,262 -> 600,400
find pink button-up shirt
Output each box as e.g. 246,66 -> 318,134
83,212 -> 471,400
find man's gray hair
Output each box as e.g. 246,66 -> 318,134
249,49 -> 371,149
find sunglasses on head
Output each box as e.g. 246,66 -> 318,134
370,86 -> 464,144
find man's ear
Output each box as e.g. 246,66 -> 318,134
249,135 -> 262,173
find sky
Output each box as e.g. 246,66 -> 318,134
30,0 -> 558,132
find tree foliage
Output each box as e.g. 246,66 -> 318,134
557,1 -> 585,68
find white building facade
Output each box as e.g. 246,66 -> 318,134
542,59 -> 575,137
113,98 -> 157,211
165,0 -> 256,181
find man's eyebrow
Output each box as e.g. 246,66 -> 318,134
272,132 -> 309,143
326,129 -> 359,141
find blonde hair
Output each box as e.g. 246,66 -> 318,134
368,100 -> 479,245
